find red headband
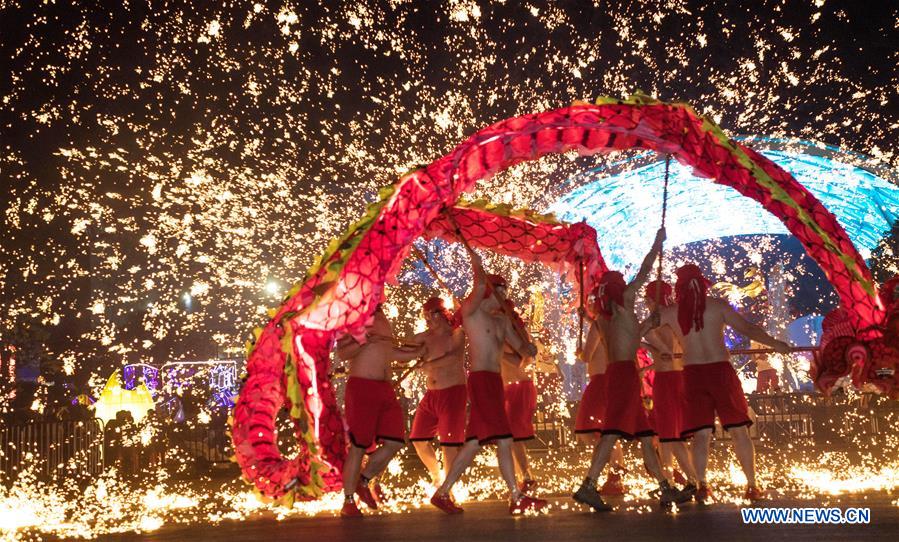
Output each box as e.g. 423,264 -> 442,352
644,280 -> 673,307
675,264 -> 710,335
597,271 -> 626,319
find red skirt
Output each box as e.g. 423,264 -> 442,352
574,373 -> 607,433
651,371 -> 685,442
601,361 -> 654,440
345,377 -> 405,448
504,380 -> 537,441
409,384 -> 467,446
681,361 -> 752,437
466,371 -> 513,445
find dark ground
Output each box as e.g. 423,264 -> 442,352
102,493 -> 899,542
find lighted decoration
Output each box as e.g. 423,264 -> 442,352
710,267 -> 766,304
550,141 -> 899,273
93,370 -> 156,424
161,360 -> 238,397
120,360 -> 238,407
122,363 -> 160,392
815,277 -> 899,399
232,94 -> 887,501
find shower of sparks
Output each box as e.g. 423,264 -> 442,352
1,0 -> 896,373
1,0 -> 898,539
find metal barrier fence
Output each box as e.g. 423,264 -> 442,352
0,418 -> 237,484
164,423 -> 233,468
0,419 -> 104,482
2,393 -> 897,483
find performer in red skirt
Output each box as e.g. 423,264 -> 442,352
335,306 -> 423,517
643,280 -> 699,494
500,295 -> 539,493
408,297 -> 468,485
656,264 -> 791,503
576,319 -> 628,496
430,255 -> 546,515
572,228 -> 690,512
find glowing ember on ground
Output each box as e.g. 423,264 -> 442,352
3,438 -> 899,540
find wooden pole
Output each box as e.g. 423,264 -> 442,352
410,245 -> 458,302
578,259 -> 585,351
654,154 -> 671,308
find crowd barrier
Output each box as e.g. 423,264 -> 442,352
2,392 -> 896,483
0,418 -> 104,482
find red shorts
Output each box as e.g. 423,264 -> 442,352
651,371 -> 686,442
574,373 -> 607,433
466,371 -> 513,444
756,368 -> 779,392
344,377 -> 405,449
504,380 -> 537,441
681,361 -> 752,437
409,384 -> 467,446
602,361 -> 654,440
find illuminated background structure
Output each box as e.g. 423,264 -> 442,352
549,139 -> 899,275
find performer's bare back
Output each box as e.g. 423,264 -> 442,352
659,297 -> 789,365
643,324 -> 683,372
603,302 -> 645,363
581,320 -> 610,376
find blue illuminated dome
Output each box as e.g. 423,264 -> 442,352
547,139 -> 899,275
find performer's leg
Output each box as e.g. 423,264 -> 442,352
730,426 -> 757,487
360,440 -> 404,480
511,441 -> 533,481
637,436 -> 666,483
441,445 -> 459,481
690,428 -> 713,483
496,437 -> 521,498
413,440 -> 441,483
659,441 -> 675,482
666,441 -> 698,482
585,434 -> 619,481
435,439 -> 480,495
577,432 -> 600,446
611,440 -> 625,470
343,445 -> 366,499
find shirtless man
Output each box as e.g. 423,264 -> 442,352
642,280 -> 699,494
575,300 -> 628,496
656,264 -> 791,503
335,305 -> 424,517
572,228 -> 688,512
500,292 -> 538,493
407,297 -> 467,485
430,251 -> 547,515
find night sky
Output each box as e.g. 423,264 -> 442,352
1,0 -> 896,383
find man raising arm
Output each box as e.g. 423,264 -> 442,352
430,249 -> 545,515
